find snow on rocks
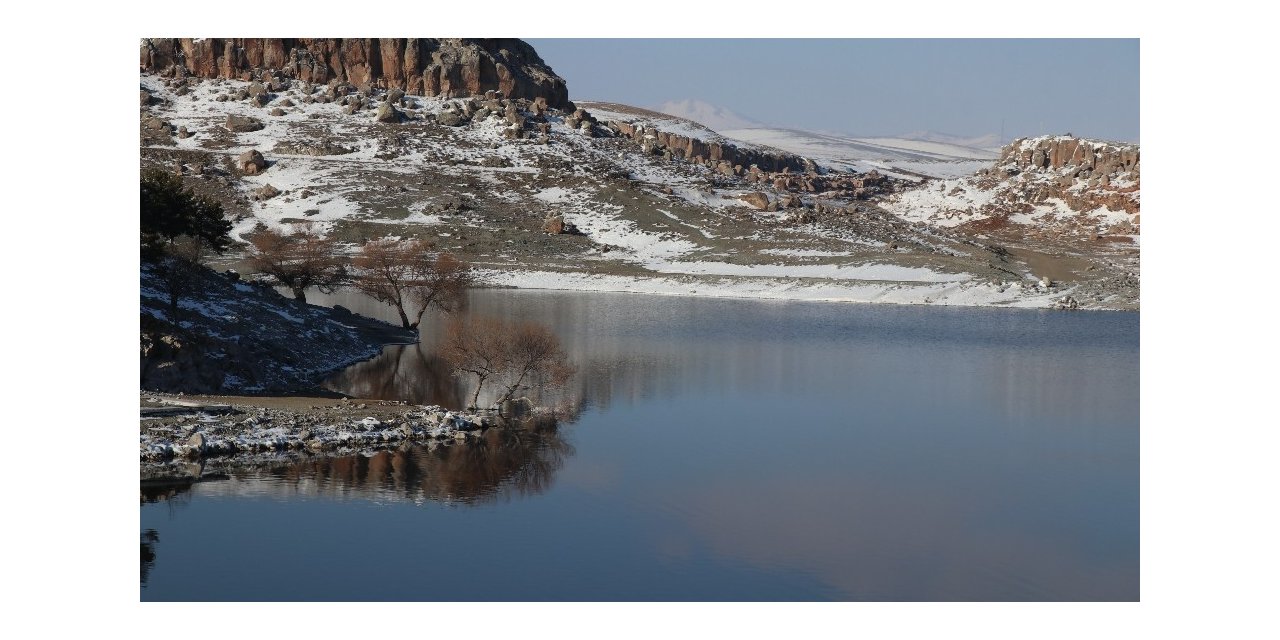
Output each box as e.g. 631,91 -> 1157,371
139,397 -> 497,464
140,73 -> 1137,311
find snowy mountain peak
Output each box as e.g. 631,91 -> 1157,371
655,99 -> 762,133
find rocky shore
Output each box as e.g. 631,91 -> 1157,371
139,392 -> 541,471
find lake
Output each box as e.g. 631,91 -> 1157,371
140,290 -> 1139,601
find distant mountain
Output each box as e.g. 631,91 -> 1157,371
719,126 -> 999,178
895,130 -> 1003,152
650,100 -> 998,176
655,99 -> 763,133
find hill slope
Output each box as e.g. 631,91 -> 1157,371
140,70 -> 1138,310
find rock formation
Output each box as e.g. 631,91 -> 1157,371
140,38 -> 571,108
606,119 -> 809,174
979,135 -> 1141,215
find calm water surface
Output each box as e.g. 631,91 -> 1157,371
141,290 -> 1138,601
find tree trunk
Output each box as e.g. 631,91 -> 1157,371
168,292 -> 180,322
396,305 -> 412,330
470,377 -> 486,410
411,303 -> 430,331
291,286 -> 307,303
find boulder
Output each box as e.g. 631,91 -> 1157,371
237,149 -> 267,174
386,88 -> 405,104
141,114 -> 170,133
437,110 -> 468,127
1054,295 -> 1080,310
140,90 -> 153,106
739,192 -> 770,210
543,215 -> 565,234
269,107 -> 285,116
225,114 -> 264,132
253,184 -> 281,200
375,103 -> 403,123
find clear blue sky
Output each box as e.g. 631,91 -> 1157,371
527,39 -> 1139,142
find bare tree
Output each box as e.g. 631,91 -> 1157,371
495,322 -> 575,408
245,224 -> 347,303
443,316 -> 574,411
352,238 -> 477,330
443,316 -> 510,410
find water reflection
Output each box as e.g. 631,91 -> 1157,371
143,422 -> 573,507
244,423 -> 573,505
140,530 -> 159,588
151,288 -> 1137,601
322,288 -> 1133,426
324,342 -> 464,408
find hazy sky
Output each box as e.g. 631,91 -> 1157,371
528,39 -> 1139,142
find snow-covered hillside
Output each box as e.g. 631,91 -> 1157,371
140,74 -> 1138,310
882,134 -> 1140,236
720,127 -> 997,179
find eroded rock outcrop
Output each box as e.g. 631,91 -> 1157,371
140,38 -> 571,108
607,120 -> 809,174
983,135 -> 1140,214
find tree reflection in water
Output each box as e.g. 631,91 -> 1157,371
140,530 -> 159,588
256,419 -> 574,505
140,418 -> 573,588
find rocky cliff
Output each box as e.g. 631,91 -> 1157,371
140,38 -> 570,108
983,136 -> 1140,214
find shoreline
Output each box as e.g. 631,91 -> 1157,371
472,268 -> 1136,311
139,392 -> 536,473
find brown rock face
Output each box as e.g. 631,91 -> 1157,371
140,38 -> 571,108
1000,136 -> 1140,176
985,136 -> 1141,215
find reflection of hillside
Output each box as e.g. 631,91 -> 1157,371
179,425 -> 574,506
324,342 -> 464,408
320,289 -> 1135,431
